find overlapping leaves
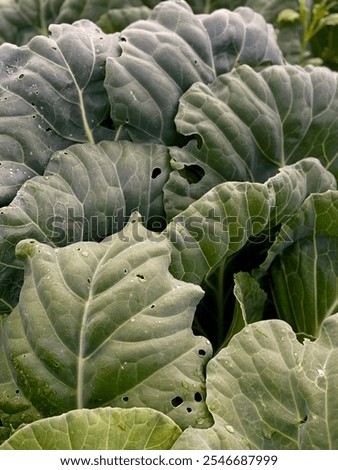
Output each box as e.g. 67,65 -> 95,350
165,64 -> 338,217
0,214 -> 212,439
0,141 -> 170,313
104,0 -> 283,145
0,20 -> 117,205
174,313 -> 338,449
0,0 -> 338,451
0,407 -> 181,450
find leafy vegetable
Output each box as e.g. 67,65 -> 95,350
255,190 -> 338,339
104,1 -> 282,145
165,64 -> 338,217
0,0 -> 338,451
0,214 -> 212,440
0,20 -> 117,206
173,313 -> 338,450
0,407 -> 181,450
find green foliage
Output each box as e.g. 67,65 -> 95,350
0,0 -> 337,450
277,0 -> 338,65
0,407 -> 182,449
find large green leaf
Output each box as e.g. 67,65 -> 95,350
104,0 -> 215,145
199,6 -> 283,75
0,407 -> 181,449
165,64 -> 338,217
0,316 -> 42,444
0,0 -> 126,45
104,0 -> 283,145
0,214 -> 212,432
0,140 -> 170,314
255,190 -> 338,338
97,5 -> 152,33
174,313 -> 338,449
219,0 -> 313,63
0,0 -> 63,45
164,158 -> 336,283
0,20 -> 117,205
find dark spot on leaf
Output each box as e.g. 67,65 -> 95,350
171,396 -> 183,407
136,274 -> 145,280
198,349 -> 206,356
15,389 -> 19,394
87,278 -> 91,284
124,269 -> 128,274
150,304 -> 155,309
18,73 -> 25,80
178,164 -> 205,184
120,36 -> 127,42
122,396 -> 129,402
151,167 -> 162,179
194,392 -> 203,402
299,415 -> 308,425
186,407 -> 192,413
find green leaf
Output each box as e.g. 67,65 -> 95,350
277,8 -> 301,23
255,190 -> 338,338
1,214 -> 212,431
0,140 -> 170,314
0,407 -> 181,450
101,6 -> 151,30
0,20 -> 117,205
165,65 -> 338,217
0,0 -> 58,45
174,313 -> 338,449
233,272 -> 268,325
200,6 -> 283,75
164,158 -> 335,283
104,0 -> 215,145
98,5 -> 152,33
0,1 -> 117,44
165,181 -> 271,284
222,271 -> 267,346
0,316 -> 42,444
104,1 -> 284,146
217,0 -> 314,64
320,12 -> 338,26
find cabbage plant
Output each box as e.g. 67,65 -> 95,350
0,0 -> 337,450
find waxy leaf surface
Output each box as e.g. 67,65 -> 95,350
0,407 -> 181,450
0,20 -> 117,205
174,313 -> 338,449
0,215 -> 212,432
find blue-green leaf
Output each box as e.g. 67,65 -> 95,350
0,215 -> 212,432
